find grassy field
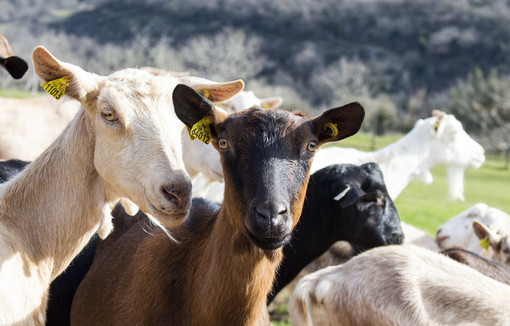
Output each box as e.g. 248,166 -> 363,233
270,132 -> 510,326
0,89 -> 39,99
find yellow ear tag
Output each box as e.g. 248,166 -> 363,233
479,237 -> 490,250
262,103 -> 270,109
41,77 -> 69,100
187,117 -> 211,144
203,90 -> 210,99
324,122 -> 339,137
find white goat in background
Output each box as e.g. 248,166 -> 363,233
311,110 -> 485,200
436,203 -> 510,258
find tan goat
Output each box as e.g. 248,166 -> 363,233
289,244 -> 510,326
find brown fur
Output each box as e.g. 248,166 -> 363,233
71,94 -> 365,325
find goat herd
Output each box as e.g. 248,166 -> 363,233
0,36 -> 509,326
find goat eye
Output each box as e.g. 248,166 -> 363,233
102,110 -> 118,122
218,138 -> 229,149
307,141 -> 317,152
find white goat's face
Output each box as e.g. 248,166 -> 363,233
429,113 -> 485,169
436,203 -> 489,251
32,46 -> 192,227
91,71 -> 192,226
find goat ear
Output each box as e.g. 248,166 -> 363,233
358,191 -> 385,206
334,185 -> 365,209
191,79 -> 245,103
312,102 -> 364,146
361,162 -> 385,184
32,46 -> 99,102
173,84 -> 227,130
473,220 -> 502,249
260,96 -> 283,109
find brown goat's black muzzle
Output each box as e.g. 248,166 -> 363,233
245,199 -> 293,251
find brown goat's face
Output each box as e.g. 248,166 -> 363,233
173,84 -> 365,250
214,108 -> 317,250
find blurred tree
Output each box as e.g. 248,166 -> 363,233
447,67 -> 510,152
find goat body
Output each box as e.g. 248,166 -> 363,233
443,248 -> 510,285
289,245 -> 510,326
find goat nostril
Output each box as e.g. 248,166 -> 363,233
255,202 -> 289,220
255,205 -> 271,220
161,185 -> 188,208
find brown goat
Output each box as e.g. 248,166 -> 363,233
70,84 -> 365,325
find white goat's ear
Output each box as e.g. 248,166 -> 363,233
191,80 -> 245,103
432,113 -> 445,136
473,219 -> 502,250
334,185 -> 351,201
32,46 -> 99,103
260,96 -> 283,109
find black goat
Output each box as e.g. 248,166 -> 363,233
0,159 -> 30,182
268,162 -> 403,303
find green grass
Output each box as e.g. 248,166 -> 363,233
0,89 -> 40,99
396,154 -> 510,235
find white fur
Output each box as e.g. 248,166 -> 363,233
289,245 -> 510,326
436,203 -> 510,258
311,111 -> 485,200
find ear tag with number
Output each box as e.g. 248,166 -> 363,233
324,122 -> 339,137
41,77 -> 69,100
187,117 -> 212,144
479,237 -> 490,250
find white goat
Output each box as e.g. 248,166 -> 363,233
0,96 -> 80,160
289,244 -> 510,326
0,46 -> 243,325
311,110 -> 485,200
436,203 -> 510,258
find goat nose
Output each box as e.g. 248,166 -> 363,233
255,202 -> 288,220
389,231 -> 404,245
161,183 -> 191,209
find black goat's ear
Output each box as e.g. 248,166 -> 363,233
311,102 -> 365,146
333,185 -> 365,209
361,162 -> 386,184
358,191 -> 385,206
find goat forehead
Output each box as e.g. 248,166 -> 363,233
223,108 -> 311,147
98,77 -> 176,119
100,71 -> 174,107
